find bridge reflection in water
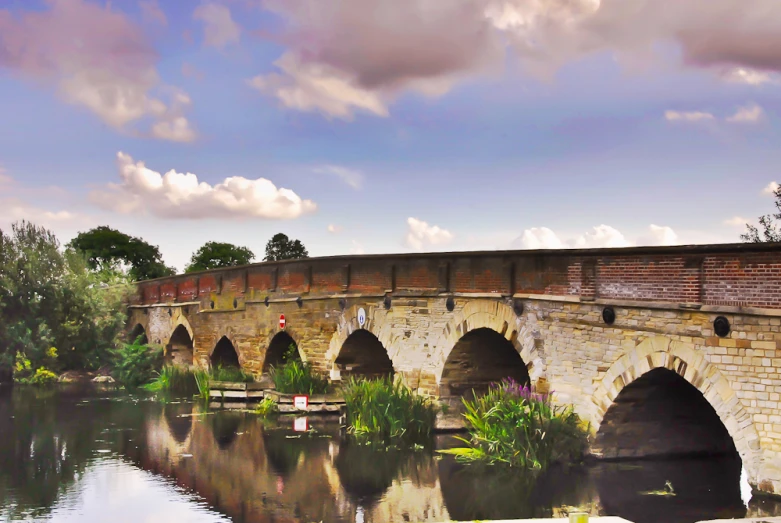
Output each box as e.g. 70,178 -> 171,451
123,405 -> 776,523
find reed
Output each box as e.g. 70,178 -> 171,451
269,359 -> 329,395
144,365 -> 198,395
254,396 -> 278,418
341,376 -> 438,443
210,365 -> 254,383
440,378 -> 588,472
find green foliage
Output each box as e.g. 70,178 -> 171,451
210,365 -> 254,383
13,350 -> 58,385
263,233 -> 309,262
742,185 -> 781,243
341,377 -> 438,443
145,365 -> 198,395
67,225 -> 175,281
0,221 -> 132,379
440,378 -> 589,472
269,346 -> 328,394
255,396 -> 278,418
185,241 -> 255,272
109,336 -> 163,388
193,369 -> 211,401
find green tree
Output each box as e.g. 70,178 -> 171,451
742,185 -> 781,243
67,226 -> 175,281
0,221 -> 131,378
263,233 -> 309,262
185,241 -> 255,272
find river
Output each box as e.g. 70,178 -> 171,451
1,385 -> 780,523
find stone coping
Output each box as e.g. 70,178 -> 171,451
442,518 -> 634,523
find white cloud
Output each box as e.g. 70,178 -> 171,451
327,224 -> 342,234
573,224 -> 632,248
0,197 -> 90,233
647,224 -> 679,246
404,217 -> 454,250
313,165 -> 363,189
664,110 -> 715,122
726,103 -> 765,123
151,116 -> 197,143
88,152 -> 317,220
193,3 -> 241,49
763,182 -> 779,195
349,240 -> 365,254
725,216 -> 749,226
518,227 -> 564,249
721,68 -> 778,85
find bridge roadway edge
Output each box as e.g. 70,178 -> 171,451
127,242 -> 781,498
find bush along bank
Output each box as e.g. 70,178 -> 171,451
341,376 -> 438,444
268,346 -> 329,395
440,378 -> 589,472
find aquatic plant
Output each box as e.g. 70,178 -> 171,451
145,365 -> 199,395
108,336 -> 163,388
254,396 -> 278,418
440,378 -> 589,472
193,369 -> 211,401
210,365 -> 254,383
269,348 -> 328,394
341,376 -> 438,443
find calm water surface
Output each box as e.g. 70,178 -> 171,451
1,385 -> 780,523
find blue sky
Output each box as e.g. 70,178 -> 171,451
1,0 -> 780,271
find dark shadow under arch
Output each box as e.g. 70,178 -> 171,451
166,325 -> 193,366
263,331 -> 300,372
128,324 -> 148,344
163,403 -> 193,444
335,329 -> 394,380
440,327 -> 529,399
210,411 -> 243,450
594,367 -> 738,460
211,336 -> 240,369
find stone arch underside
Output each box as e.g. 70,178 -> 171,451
335,329 -> 394,380
263,331 -> 300,372
166,324 -> 194,367
590,335 -> 761,483
128,323 -> 148,344
211,336 -> 241,369
326,304 -> 395,380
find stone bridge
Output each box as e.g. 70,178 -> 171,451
127,243 -> 781,496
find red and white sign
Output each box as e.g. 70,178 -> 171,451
293,395 -> 308,410
279,314 -> 286,330
293,417 -> 308,432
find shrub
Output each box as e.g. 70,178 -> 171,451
210,365 -> 254,383
440,378 -> 589,472
255,396 -> 278,418
13,349 -> 59,385
342,377 -> 438,443
269,355 -> 329,395
109,336 -> 163,388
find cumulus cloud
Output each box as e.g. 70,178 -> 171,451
726,103 -> 765,123
763,181 -> 780,195
193,3 -> 241,49
404,217 -> 454,250
721,67 -> 778,85
664,110 -> 715,122
88,152 -> 317,220
645,224 -> 679,246
0,0 -> 194,141
515,224 -> 679,250
327,224 -> 342,234
313,165 -> 363,189
518,227 -> 564,249
573,224 -> 632,248
349,240 -> 365,255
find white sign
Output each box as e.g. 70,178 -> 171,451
357,307 -> 366,328
293,395 -> 308,410
293,417 -> 308,432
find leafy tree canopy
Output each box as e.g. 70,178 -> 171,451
66,226 -> 175,281
263,233 -> 309,262
185,241 -> 255,272
742,185 -> 781,243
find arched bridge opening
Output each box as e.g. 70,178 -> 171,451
166,325 -> 193,367
128,324 -> 148,345
263,331 -> 300,372
211,336 -> 240,370
594,367 -> 737,460
335,329 -> 394,380
440,327 -> 530,400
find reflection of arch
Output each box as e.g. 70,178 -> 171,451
166,324 -> 194,366
590,335 -> 761,483
211,336 -> 240,369
335,329 -> 394,380
326,305 -> 393,372
128,324 -> 148,344
263,331 -> 300,371
163,403 -> 193,444
433,300 -> 542,387
334,441 -> 403,504
263,430 -> 305,477
211,412 -> 242,450
440,327 -> 529,398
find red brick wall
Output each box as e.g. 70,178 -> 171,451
134,245 -> 781,310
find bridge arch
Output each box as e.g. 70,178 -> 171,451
263,330 -> 301,371
210,335 -> 242,369
590,335 -> 762,483
326,304 -> 394,377
128,323 -> 148,344
433,300 -> 543,389
165,318 -> 194,366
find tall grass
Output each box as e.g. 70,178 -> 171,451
144,365 -> 198,395
342,377 -> 438,443
210,365 -> 254,383
269,358 -> 329,395
440,378 -> 588,472
254,396 -> 278,418
194,369 -> 210,401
